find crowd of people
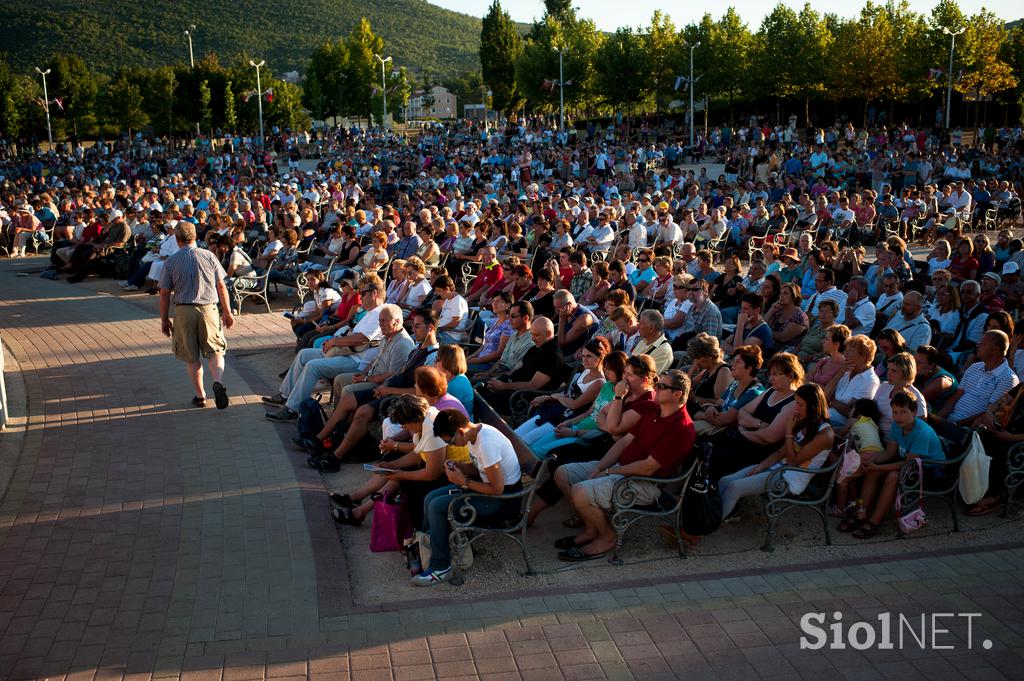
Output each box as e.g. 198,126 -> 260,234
3,114 -> 1024,584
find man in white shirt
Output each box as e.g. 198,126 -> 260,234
883,291 -> 932,352
803,268 -> 848,323
585,213 -> 615,253
626,209 -> 649,249
655,211 -> 683,248
831,197 -> 856,233
265,276 -> 387,419
873,274 -> 904,327
843,277 -> 876,335
940,330 -> 1019,425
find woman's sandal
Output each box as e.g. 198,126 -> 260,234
191,396 -> 207,408
837,517 -> 862,533
852,520 -> 880,539
329,493 -> 356,508
331,507 -> 363,526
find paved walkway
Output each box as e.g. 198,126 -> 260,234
0,258 -> 1023,681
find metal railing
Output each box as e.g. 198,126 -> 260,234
0,332 -> 8,429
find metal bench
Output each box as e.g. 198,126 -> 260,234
610,455 -> 700,563
761,438 -> 847,552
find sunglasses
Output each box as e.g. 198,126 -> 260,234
655,382 -> 682,392
638,258 -> 651,263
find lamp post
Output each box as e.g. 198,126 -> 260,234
374,54 -> 392,126
941,26 -> 965,130
184,25 -> 200,137
249,59 -> 265,147
34,67 -> 52,148
553,47 -> 566,132
683,41 -> 701,150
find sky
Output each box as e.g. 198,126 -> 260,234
427,0 -> 1022,31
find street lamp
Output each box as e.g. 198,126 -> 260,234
34,67 -> 52,148
941,26 -> 965,130
683,41 -> 701,150
184,25 -> 200,136
249,59 -> 266,147
553,47 -> 566,132
374,54 -> 392,126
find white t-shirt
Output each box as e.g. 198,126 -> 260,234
835,368 -> 880,405
439,295 -> 469,340
413,407 -> 446,456
470,424 -> 521,486
873,381 -> 928,438
404,278 -> 432,309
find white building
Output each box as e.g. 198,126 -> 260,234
406,85 -> 457,120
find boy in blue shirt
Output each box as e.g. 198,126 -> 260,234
845,391 -> 944,538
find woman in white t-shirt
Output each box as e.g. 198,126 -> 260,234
827,335 -> 880,427
871,352 -> 927,438
413,409 -> 523,586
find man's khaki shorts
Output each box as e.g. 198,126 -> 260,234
173,304 -> 227,363
561,461 -> 661,510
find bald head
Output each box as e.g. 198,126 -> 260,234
530,317 -> 555,346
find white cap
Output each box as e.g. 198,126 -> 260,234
1003,262 -> 1019,275
109,209 -> 124,220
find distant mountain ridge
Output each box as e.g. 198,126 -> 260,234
0,0 -> 492,77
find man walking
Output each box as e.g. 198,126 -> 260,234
159,222 -> 234,409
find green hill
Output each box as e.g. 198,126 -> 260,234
0,0 -> 489,78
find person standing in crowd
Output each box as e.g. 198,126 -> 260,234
158,222 -> 234,409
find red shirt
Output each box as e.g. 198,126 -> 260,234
559,266 -> 574,289
81,221 -> 103,242
949,255 -> 978,281
620,405 -> 696,478
467,262 -> 504,297
335,291 -> 362,322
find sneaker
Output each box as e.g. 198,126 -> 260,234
307,454 -> 341,472
410,567 -> 452,587
123,285 -> 140,292
261,393 -> 286,405
116,280 -> 128,287
264,407 -> 296,422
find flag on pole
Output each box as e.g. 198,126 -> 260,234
674,75 -> 686,91
264,88 -> 274,103
928,68 -> 945,81
53,98 -> 63,111
541,79 -> 555,92
243,89 -> 257,103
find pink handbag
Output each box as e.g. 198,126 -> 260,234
369,492 -> 412,552
896,458 -> 928,534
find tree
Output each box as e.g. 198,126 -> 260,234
954,9 -> 1018,125
266,79 -> 308,131
480,0 -> 523,114
750,3 -> 832,125
43,53 -> 97,139
102,70 -> 148,135
223,78 -> 237,131
644,11 -> 682,112
198,79 -> 212,135
304,39 -> 348,121
344,18 -> 385,120
515,14 -> 602,115
543,0 -> 574,21
594,28 -> 653,114
704,8 -> 753,122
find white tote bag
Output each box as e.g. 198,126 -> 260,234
958,432 -> 991,505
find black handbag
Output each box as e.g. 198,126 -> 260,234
681,443 -> 723,536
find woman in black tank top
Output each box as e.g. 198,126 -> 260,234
706,352 -> 803,481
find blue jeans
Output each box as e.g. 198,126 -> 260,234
422,483 -> 521,572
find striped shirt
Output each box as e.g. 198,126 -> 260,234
950,359 -> 1019,423
159,244 -> 226,305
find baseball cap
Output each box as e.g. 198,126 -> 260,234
1002,262 -> 1019,276
982,272 -> 1001,284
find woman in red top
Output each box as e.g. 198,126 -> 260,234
948,238 -> 978,283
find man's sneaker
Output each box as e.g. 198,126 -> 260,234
123,285 -> 140,292
262,393 -> 286,405
116,280 -> 128,287
39,270 -> 58,280
307,454 -> 341,472
410,567 -> 452,587
265,407 -> 296,422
